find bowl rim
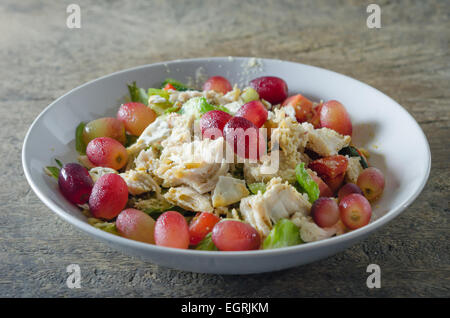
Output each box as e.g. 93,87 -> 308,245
22,56 -> 431,258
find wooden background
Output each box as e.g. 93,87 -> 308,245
0,0 -> 448,297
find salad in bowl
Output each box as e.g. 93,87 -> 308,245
45,74 -> 385,251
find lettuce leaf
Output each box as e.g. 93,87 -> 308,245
248,182 -> 266,195
179,97 -> 230,118
161,78 -> 191,91
195,233 -> 218,251
295,162 -> 319,203
263,219 -> 303,249
127,81 -> 149,105
75,122 -> 86,154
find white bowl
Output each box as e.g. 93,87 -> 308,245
22,57 -> 431,274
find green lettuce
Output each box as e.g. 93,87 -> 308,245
339,146 -> 368,169
248,182 -> 266,195
263,219 -> 303,249
295,162 -> 319,203
179,97 -> 230,118
127,81 -> 149,105
161,78 -> 191,91
75,122 -> 86,154
45,159 -> 63,180
195,233 -> 218,251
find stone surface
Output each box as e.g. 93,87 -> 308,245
0,0 -> 449,297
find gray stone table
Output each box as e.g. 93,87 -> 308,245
0,0 -> 449,297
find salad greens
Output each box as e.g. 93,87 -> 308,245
161,78 -> 191,91
263,219 -> 303,249
75,122 -> 86,155
248,182 -> 267,195
295,162 -> 319,203
339,146 -> 368,169
179,97 -> 229,118
88,218 -> 119,235
45,158 -> 63,180
127,81 -> 149,105
195,233 -> 218,251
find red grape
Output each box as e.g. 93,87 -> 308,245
89,173 -> 129,220
320,100 -> 352,136
200,110 -> 232,140
154,211 -> 190,249
189,212 -> 221,246
116,208 -> 156,244
58,163 -> 94,205
357,167 -> 385,201
223,116 -> 266,160
202,76 -> 232,94
250,76 -> 288,104
307,170 -> 333,197
82,117 -> 126,145
117,102 -> 157,136
339,193 -> 372,230
211,220 -> 261,251
235,100 -> 268,128
338,183 -> 363,202
281,94 -> 314,123
86,137 -> 128,170
311,197 -> 340,228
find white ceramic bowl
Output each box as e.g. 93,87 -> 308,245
22,57 -> 430,274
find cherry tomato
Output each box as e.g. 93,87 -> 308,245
282,94 -> 314,123
189,212 -> 221,246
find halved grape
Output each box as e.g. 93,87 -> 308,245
154,211 -> 190,249
117,102 -> 157,136
211,220 -> 261,251
86,137 -> 128,170
250,76 -> 288,104
338,183 -> 363,202
89,173 -> 129,220
202,76 -> 232,94
116,208 -> 156,244
82,117 -> 126,145
320,100 -> 352,136
235,100 -> 268,128
311,197 -> 340,228
339,193 -> 372,230
58,163 -> 94,205
357,167 -> 385,201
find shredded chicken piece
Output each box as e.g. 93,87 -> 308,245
212,176 -> 249,207
306,126 -> 351,157
119,170 -> 161,196
163,186 -> 213,213
345,156 -> 363,184
89,167 -> 118,182
244,109 -> 311,184
168,88 -> 243,112
240,178 -> 311,237
290,215 -> 337,242
157,137 -> 230,194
